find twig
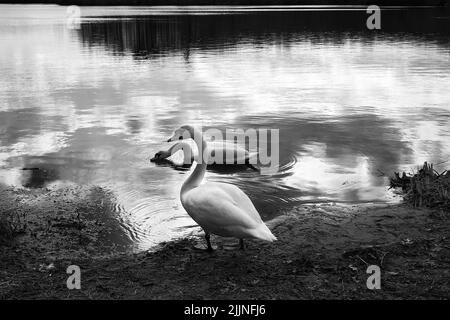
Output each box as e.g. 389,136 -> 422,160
356,255 -> 369,266
380,251 -> 388,267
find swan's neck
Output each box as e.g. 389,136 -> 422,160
181,132 -> 208,196
170,141 -> 194,162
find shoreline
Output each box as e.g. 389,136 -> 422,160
1,184 -> 449,299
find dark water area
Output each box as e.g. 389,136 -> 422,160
78,9 -> 450,57
0,5 -> 449,250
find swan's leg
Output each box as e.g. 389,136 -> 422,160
246,163 -> 259,172
205,233 -> 214,252
239,239 -> 245,250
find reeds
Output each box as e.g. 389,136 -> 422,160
391,162 -> 450,210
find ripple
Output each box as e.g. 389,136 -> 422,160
2,6 -> 449,253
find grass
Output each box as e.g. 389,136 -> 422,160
0,213 -> 14,245
0,206 -> 27,245
391,162 -> 450,211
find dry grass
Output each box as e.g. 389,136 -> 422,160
391,162 -> 450,211
0,207 -> 27,245
0,214 -> 13,244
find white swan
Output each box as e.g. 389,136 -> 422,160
167,125 -> 276,251
151,140 -> 258,170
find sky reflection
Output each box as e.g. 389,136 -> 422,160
0,6 -> 449,250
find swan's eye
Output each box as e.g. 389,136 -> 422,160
178,136 -> 183,140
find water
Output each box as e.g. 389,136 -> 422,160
0,5 -> 449,251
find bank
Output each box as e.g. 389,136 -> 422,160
0,184 -> 449,299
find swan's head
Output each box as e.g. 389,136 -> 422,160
150,150 -> 171,162
167,125 -> 196,142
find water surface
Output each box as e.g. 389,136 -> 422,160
1,5 -> 449,250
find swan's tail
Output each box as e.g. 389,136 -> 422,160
253,223 -> 277,242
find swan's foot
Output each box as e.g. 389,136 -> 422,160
239,239 -> 245,250
205,233 -> 214,252
193,233 -> 217,251
246,163 -> 260,172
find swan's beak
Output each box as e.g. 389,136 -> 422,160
150,152 -> 161,162
166,133 -> 176,142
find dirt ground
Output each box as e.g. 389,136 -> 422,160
0,184 -> 449,299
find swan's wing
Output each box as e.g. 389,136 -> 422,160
208,142 -> 249,164
182,182 -> 263,230
212,182 -> 263,223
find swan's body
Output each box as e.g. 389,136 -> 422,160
167,125 -> 276,250
181,182 -> 275,241
151,140 -> 257,167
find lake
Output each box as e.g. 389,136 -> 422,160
0,5 -> 449,251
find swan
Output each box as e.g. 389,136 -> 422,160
150,140 -> 259,170
167,125 -> 276,251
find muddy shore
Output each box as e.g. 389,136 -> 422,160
0,184 -> 449,299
